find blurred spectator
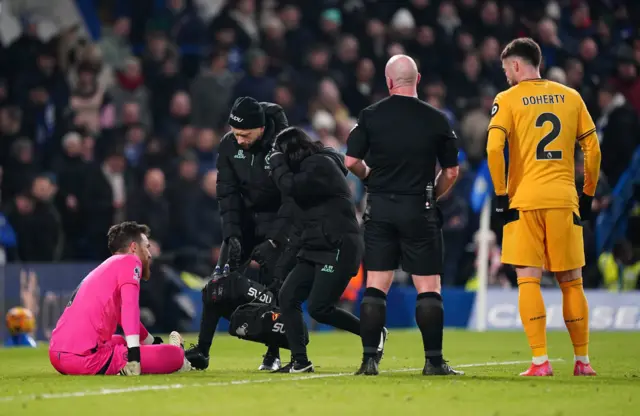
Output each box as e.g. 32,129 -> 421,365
70,62 -> 114,134
123,123 -> 148,171
53,132 -> 88,258
273,83 -> 306,126
559,2 -> 595,55
190,50 -> 235,130
83,149 -> 130,259
158,91 -> 192,142
343,58 -> 376,116
152,0 -> 207,46
167,151 -> 200,248
310,78 -> 350,123
1,139 -> 38,205
142,31 -> 176,87
277,3 -> 313,69
610,49 -> 640,115
100,17 -> 133,70
261,14 -> 288,74
410,25 -> 441,78
597,83 -> 640,186
459,85 -> 495,166
451,53 -> 483,115
5,176 -> 63,262
318,8 -> 343,46
0,106 -> 24,172
233,48 -> 276,103
189,170 -> 222,251
149,56 -> 188,127
547,66 -> 567,85
195,128 -> 219,174
128,168 -> 170,248
536,18 -> 566,70
111,57 -> 152,128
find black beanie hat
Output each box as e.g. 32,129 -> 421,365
228,97 -> 265,129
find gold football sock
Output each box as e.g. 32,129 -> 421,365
517,277 -> 548,358
560,278 -> 589,357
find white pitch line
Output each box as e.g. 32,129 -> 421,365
0,359 -> 563,403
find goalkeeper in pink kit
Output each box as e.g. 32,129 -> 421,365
49,222 -> 191,376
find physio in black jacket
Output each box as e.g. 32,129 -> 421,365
186,97 -> 296,372
267,127 -> 386,373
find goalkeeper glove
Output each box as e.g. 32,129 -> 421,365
119,347 -> 141,376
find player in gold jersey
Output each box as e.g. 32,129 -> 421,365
486,38 -> 601,377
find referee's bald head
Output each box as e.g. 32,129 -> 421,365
385,55 -> 420,95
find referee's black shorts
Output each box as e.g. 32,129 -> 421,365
363,194 -> 443,276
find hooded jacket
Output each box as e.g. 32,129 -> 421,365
269,147 -> 360,252
216,102 -> 293,242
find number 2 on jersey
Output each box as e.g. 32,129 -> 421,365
535,112 -> 562,160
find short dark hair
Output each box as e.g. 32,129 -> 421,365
107,221 -> 150,254
500,38 -> 542,68
274,127 -> 324,171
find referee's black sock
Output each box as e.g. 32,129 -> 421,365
416,292 -> 444,365
360,287 -> 387,360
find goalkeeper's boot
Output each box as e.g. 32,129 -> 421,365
185,344 -> 210,370
423,359 -> 465,376
169,331 -> 192,373
273,360 -> 314,373
520,361 -> 553,376
259,354 -> 281,371
169,331 -> 184,349
355,357 -> 379,376
375,327 -> 389,364
574,361 -> 596,376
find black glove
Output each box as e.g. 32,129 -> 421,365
152,336 -> 163,345
579,194 -> 594,223
227,236 -> 242,270
120,346 -> 141,375
494,194 -> 509,222
267,151 -> 286,171
252,239 -> 281,275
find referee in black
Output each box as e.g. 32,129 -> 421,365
346,55 -> 463,376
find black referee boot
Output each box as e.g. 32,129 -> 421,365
422,359 -> 464,376
355,357 -> 379,376
185,344 -> 210,370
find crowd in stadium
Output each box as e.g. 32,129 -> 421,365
0,0 -> 639,289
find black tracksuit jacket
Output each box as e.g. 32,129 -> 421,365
216,103 -> 294,244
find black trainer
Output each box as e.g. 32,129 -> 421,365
258,354 -> 281,371
422,359 -> 464,376
273,360 -> 314,373
185,344 -> 210,370
355,357 -> 379,376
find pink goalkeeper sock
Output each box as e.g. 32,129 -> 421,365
140,345 -> 185,374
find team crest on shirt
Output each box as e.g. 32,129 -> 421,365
491,103 -> 499,117
133,266 -> 141,281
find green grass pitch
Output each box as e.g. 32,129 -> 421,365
1,330 -> 638,415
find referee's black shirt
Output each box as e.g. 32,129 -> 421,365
346,95 -> 459,195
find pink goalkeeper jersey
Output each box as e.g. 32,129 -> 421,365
50,254 -> 147,355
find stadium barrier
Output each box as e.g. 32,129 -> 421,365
2,264 -> 640,342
